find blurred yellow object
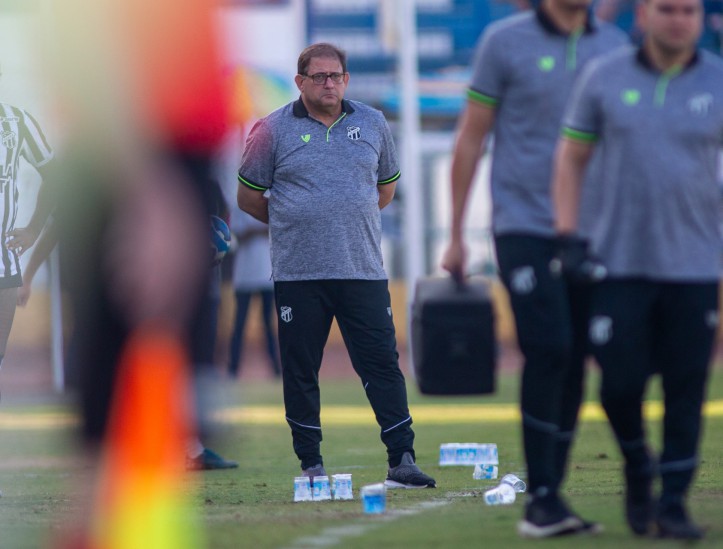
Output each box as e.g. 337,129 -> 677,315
89,327 -> 202,549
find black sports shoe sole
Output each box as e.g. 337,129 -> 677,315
657,518 -> 705,540
384,479 -> 436,489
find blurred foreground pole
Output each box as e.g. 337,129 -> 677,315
396,0 -> 425,302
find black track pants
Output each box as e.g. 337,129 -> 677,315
275,279 -> 414,469
589,279 -> 717,501
495,234 -> 590,494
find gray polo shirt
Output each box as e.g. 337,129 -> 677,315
468,8 -> 627,237
563,47 -> 723,281
238,98 -> 400,281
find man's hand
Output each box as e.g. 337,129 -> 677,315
441,240 -> 467,283
6,227 -> 40,256
550,234 -> 607,283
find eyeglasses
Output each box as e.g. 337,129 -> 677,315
304,72 -> 346,85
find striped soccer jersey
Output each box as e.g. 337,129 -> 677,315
0,102 -> 53,285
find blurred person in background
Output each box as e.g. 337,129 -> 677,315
45,0 -> 235,544
227,209 -> 281,379
187,178 -> 239,470
0,90 -> 55,399
442,0 -> 627,537
49,0 -> 229,449
553,0 -> 723,538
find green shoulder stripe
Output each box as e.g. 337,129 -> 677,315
467,89 -> 498,107
378,171 -> 401,185
561,127 -> 598,144
238,174 -> 268,191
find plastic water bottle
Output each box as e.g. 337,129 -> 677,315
460,443 -> 498,465
475,443 -> 499,465
500,473 -> 526,493
473,464 -> 498,480
332,474 -> 353,500
293,476 -> 312,502
439,443 -> 458,465
440,443 -> 499,465
312,475 -> 332,501
360,483 -> 386,514
484,482 -> 516,505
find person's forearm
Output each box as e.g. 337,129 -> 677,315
378,181 -> 396,209
24,225 -> 59,284
448,102 -> 494,242
237,185 -> 269,224
240,200 -> 268,224
553,139 -> 594,234
26,181 -> 55,237
449,140 -> 483,242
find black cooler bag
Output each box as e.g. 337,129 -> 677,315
411,276 -> 497,395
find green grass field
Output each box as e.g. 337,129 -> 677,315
1,364 -> 722,548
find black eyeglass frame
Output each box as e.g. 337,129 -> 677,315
303,72 -> 346,85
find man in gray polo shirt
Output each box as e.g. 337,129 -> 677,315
442,0 -> 626,538
554,0 -> 723,538
238,43 -> 435,489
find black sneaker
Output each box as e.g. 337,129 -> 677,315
301,463 -> 327,484
656,501 -> 705,540
186,448 -> 239,471
624,463 -> 654,535
517,492 -> 583,538
384,452 -> 436,489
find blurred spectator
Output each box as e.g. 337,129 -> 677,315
187,180 -> 238,470
228,210 -> 281,379
0,98 -> 54,398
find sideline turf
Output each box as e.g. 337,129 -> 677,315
0,368 -> 721,548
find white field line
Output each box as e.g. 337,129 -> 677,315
1,400 -> 723,430
283,500 -> 450,549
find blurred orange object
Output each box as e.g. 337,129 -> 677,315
88,327 -> 201,549
116,0 -> 231,152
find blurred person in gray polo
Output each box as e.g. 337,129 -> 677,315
237,43 -> 435,489
554,0 -> 723,538
442,0 -> 627,538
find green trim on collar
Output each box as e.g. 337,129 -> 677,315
326,112 -> 347,142
566,28 -> 584,71
654,65 -> 683,107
